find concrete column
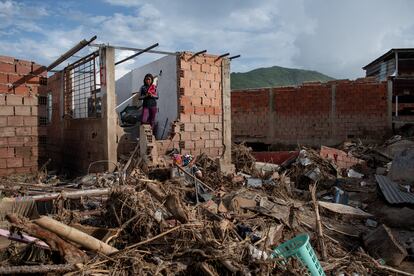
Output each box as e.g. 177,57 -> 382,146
101,47 -> 117,172
387,79 -> 393,130
219,58 -> 235,174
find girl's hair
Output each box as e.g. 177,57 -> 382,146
143,73 -> 154,85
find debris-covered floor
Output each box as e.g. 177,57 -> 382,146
0,138 -> 413,275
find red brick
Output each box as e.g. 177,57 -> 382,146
180,105 -> 194,114
210,130 -> 220,139
195,139 -> 204,148
6,94 -> 23,105
190,131 -> 203,140
190,63 -> 201,72
0,55 -> 14,64
183,123 -> 195,132
0,73 -> 7,84
8,136 -> 25,146
14,106 -> 31,116
195,123 -> 204,132
0,147 -> 14,158
0,62 -> 15,73
23,157 -> 37,167
189,115 -> 200,123
205,140 -> 214,148
201,64 -> 210,73
15,166 -> 32,174
179,114 -> 191,122
180,96 -> 191,106
8,74 -> 20,84
214,107 -> 221,115
15,64 -> 31,75
7,157 -> 23,168
24,116 -> 37,126
16,127 -> 31,136
7,116 -> 23,126
209,115 -> 219,123
14,85 -> 30,95
0,138 -> 7,146
15,146 -> 32,158
0,168 -> 15,176
0,117 -> 6,127
0,159 -> 6,168
27,85 -> 38,94
200,115 -> 209,123
183,141 -> 195,149
31,147 -> 38,157
205,106 -> 214,115
190,79 -> 200,89
194,106 -> 204,114
0,127 -> 15,137
0,84 -> 10,93
214,139 -> 222,147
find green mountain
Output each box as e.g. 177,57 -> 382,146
231,66 -> 334,90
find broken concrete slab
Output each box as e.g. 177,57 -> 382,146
363,224 -> 408,266
389,148 -> 414,183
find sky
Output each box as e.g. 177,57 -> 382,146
1,0 -> 414,79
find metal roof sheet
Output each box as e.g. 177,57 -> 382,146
375,174 -> 414,204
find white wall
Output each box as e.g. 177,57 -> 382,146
115,55 -> 178,139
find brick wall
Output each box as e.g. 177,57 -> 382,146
232,79 -> 390,146
0,55 -> 47,176
46,73 -> 105,174
172,52 -> 225,157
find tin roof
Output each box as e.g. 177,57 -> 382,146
375,174 -> 414,204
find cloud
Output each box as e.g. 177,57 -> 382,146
1,0 -> 414,80
103,0 -> 142,7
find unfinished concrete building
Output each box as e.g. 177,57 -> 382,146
0,40 -> 234,176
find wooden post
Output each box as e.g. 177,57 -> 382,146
101,46 -> 117,172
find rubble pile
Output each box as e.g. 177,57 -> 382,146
0,141 -> 413,275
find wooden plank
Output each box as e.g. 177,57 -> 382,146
318,201 -> 373,218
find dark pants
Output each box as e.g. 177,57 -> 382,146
141,106 -> 157,133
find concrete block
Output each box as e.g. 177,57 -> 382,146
6,94 -> 23,105
363,224 -> 407,266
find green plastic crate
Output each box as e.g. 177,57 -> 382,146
272,233 -> 325,276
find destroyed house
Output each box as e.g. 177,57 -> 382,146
0,39 -> 234,176
363,48 -> 414,128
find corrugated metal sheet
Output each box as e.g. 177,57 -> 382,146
375,175 -> 414,204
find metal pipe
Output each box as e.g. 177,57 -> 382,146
47,35 -> 97,71
89,43 -> 178,56
188,50 -> 207,60
115,43 -> 159,66
215,53 -> 230,61
229,54 -> 241,60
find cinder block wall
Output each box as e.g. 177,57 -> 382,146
0,55 -> 47,176
46,73 -> 105,174
232,79 -> 389,146
173,52 -> 225,157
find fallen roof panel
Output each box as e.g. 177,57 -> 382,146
375,174 -> 414,204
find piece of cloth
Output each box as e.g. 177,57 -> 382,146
140,84 -> 158,107
141,106 -> 157,129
